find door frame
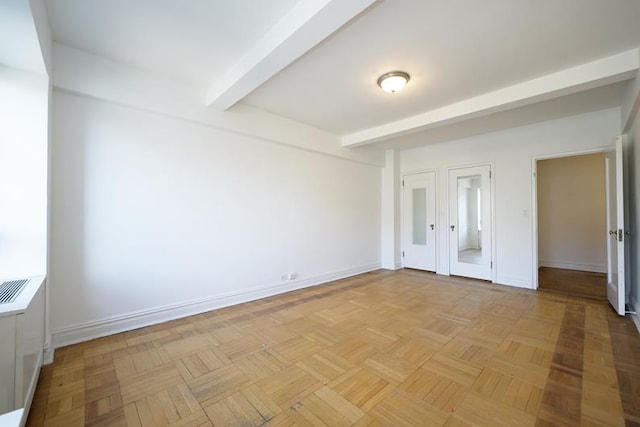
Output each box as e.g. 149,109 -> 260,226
446,162 -> 496,282
401,169 -> 439,271
530,147 -> 609,290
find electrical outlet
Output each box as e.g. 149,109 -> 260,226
287,272 -> 297,280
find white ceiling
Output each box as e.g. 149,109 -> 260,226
0,0 -> 47,73
44,0 -> 640,147
47,0 -> 300,88
244,0 -> 640,134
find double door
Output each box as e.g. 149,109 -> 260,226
403,166 -> 493,280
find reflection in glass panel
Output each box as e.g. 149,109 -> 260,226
412,188 -> 427,245
457,175 -> 482,264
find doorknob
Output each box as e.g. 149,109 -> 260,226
609,230 -> 617,236
430,224 -> 435,230
450,225 -> 455,231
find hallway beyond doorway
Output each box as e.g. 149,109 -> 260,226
538,267 -> 606,301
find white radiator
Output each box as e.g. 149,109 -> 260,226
0,275 -> 45,427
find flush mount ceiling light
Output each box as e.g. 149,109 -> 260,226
377,71 -> 410,93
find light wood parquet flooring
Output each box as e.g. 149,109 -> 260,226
26,269 -> 640,426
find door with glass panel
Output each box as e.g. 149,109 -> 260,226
449,165 -> 492,280
403,172 -> 437,271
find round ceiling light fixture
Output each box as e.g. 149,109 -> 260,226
377,71 -> 410,93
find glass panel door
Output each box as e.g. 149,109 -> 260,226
449,166 -> 492,280
403,172 -> 437,272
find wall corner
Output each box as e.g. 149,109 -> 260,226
381,149 -> 402,270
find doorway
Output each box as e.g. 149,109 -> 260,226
448,165 -> 492,280
535,153 -> 607,300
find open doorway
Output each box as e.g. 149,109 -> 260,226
536,153 -> 607,300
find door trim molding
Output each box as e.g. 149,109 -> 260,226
530,146 -> 610,290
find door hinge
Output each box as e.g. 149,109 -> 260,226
402,251 -> 405,257
490,261 -> 493,268
402,180 -> 404,187
489,171 -> 492,179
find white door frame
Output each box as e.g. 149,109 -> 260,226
446,162 -> 496,282
530,147 -> 609,290
401,169 -> 439,271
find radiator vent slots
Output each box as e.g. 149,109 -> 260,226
0,279 -> 30,304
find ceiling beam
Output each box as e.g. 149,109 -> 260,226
206,0 -> 377,110
342,49 -> 640,147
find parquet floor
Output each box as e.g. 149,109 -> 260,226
26,269 -> 640,426
538,267 -> 607,301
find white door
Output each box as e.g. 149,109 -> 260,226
403,172 -> 437,271
449,165 -> 492,280
605,136 -> 627,316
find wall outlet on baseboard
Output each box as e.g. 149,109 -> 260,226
281,272 -> 297,281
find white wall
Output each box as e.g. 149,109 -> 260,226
0,65 -> 48,278
622,68 -> 640,131
52,44 -> 383,168
50,91 -> 381,345
401,108 -> 621,288
537,154 -> 606,272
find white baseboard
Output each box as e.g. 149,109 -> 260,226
630,295 -> 640,334
43,341 -> 54,365
538,260 -> 606,273
52,262 -> 380,348
495,275 -> 533,290
42,333 -> 54,365
631,313 -> 640,335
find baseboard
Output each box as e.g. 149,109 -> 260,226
42,341 -> 54,365
538,260 -> 606,273
631,313 -> 640,334
630,295 -> 640,334
495,275 -> 533,290
52,262 -> 381,348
